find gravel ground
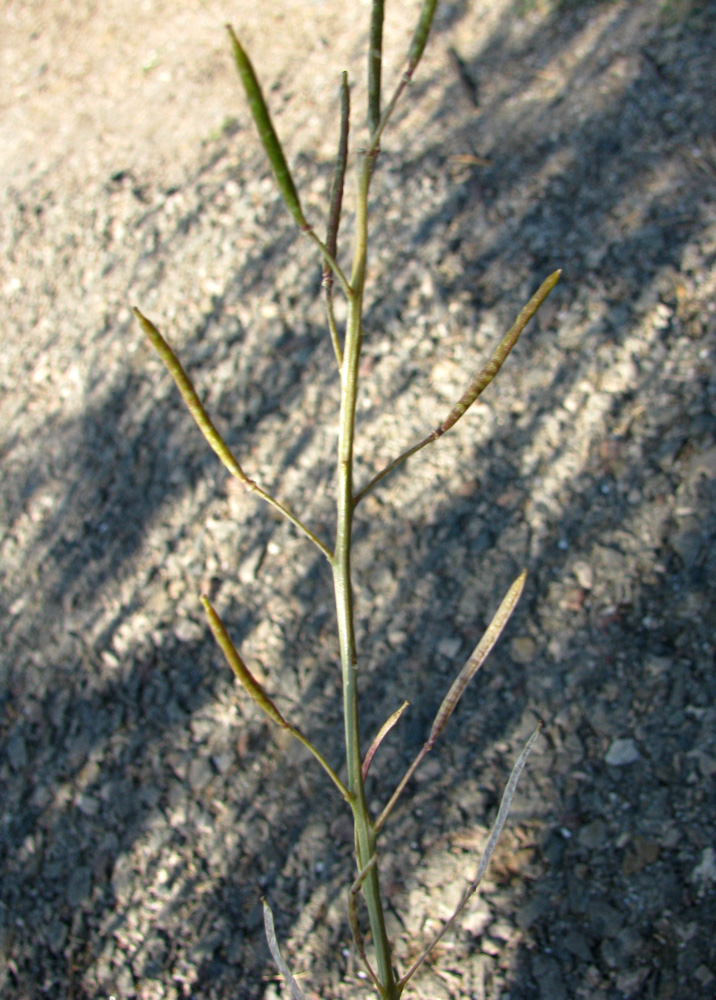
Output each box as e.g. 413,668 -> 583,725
2,1 -> 716,998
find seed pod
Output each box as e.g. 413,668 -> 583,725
428,570 -> 527,747
227,25 -> 307,230
439,270 -> 561,435
202,596 -> 289,730
407,0 -> 440,74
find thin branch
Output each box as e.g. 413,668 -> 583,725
324,72 -> 350,282
305,228 -> 353,300
134,308 -> 333,561
324,297 -> 343,369
374,743 -> 429,835
354,431 -> 434,505
348,856 -> 383,994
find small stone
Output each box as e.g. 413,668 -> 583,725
112,854 -> 135,904
531,954 -> 567,1000
579,819 -> 607,850
490,918 -> 515,942
615,926 -> 643,959
692,847 -> 716,895
605,738 -> 640,766
238,545 -> 264,584
189,929 -> 224,964
694,965 -> 715,987
572,559 -> 594,589
622,835 -> 660,875
661,826 -> 681,849
696,751 -> 716,778
510,636 -> 536,664
46,916 -> 68,954
615,968 -> 650,995
212,751 -> 234,775
67,865 -> 92,907
7,731 -> 28,771
437,636 -> 461,658
387,628 -> 409,648
173,617 -> 203,643
587,899 -> 624,939
563,931 -> 592,961
414,757 -> 441,783
516,895 -> 550,931
188,755 -> 214,793
462,898 -> 492,937
115,965 -> 135,997
75,792 -> 100,817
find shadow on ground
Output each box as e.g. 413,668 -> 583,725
1,0 -> 715,997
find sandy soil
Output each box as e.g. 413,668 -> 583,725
2,1 -> 716,998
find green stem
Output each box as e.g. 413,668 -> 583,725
332,153 -> 398,1000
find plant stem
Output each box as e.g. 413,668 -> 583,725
332,152 -> 398,1000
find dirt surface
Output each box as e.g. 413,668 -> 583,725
2,1 -> 716,998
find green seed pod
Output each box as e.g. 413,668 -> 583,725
227,25 -> 307,230
202,596 -> 290,730
408,0 -> 440,74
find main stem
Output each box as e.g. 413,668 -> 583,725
332,153 -> 398,1000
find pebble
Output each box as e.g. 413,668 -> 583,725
7,731 -> 27,771
605,738 -> 641,766
510,635 -> 536,664
586,899 -> 624,939
578,819 -> 607,850
692,848 -> 716,895
531,954 -> 567,1000
571,559 -> 594,590
437,636 -> 462,658
67,866 -> 92,908
462,898 -> 492,937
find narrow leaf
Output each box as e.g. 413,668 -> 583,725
227,25 -> 307,229
407,0 -> 440,73
428,570 -> 527,747
263,899 -> 307,1000
439,270 -> 561,435
362,700 -> 409,780
368,0 -> 385,135
134,308 -> 250,485
202,596 -> 290,730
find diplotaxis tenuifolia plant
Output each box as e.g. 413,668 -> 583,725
134,3 -> 560,997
